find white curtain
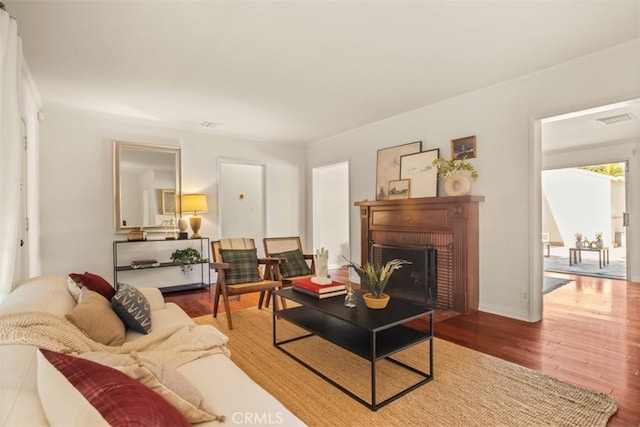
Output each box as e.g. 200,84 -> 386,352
0,9 -> 23,301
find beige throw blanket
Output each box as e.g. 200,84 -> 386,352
0,311 -> 230,368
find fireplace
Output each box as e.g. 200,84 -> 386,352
355,196 -> 483,314
370,244 -> 437,306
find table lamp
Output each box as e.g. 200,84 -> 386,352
181,194 -> 208,239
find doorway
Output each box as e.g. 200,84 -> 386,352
312,162 -> 350,269
218,160 -> 266,255
542,162 -> 627,280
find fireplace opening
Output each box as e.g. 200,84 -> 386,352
370,243 -> 437,307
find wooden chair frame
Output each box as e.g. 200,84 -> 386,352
263,236 -> 316,304
210,238 -> 283,329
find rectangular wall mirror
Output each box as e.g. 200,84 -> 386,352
113,141 -> 181,233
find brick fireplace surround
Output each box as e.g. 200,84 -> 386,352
355,195 -> 484,314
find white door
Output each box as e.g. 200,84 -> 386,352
218,161 -> 266,255
312,162 -> 350,268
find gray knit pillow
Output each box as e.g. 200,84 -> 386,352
111,284 -> 152,334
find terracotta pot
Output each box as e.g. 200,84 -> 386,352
363,293 -> 390,309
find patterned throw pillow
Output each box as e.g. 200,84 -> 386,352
37,349 -> 190,427
270,250 -> 313,278
218,248 -> 262,284
111,284 -> 152,334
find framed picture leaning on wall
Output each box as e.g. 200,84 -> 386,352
451,135 -> 477,160
376,141 -> 422,200
388,179 -> 410,199
400,148 -> 439,198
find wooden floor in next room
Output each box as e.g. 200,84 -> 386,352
165,269 -> 639,427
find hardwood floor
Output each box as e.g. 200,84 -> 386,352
165,270 -> 639,426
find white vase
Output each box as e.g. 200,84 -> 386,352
444,172 -> 472,196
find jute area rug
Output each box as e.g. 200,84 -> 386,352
193,309 -> 617,427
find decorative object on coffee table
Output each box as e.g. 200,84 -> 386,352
575,233 -> 583,249
344,281 -> 357,308
344,257 -> 410,309
313,247 -> 329,284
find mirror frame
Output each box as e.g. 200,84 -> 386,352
113,140 -> 182,233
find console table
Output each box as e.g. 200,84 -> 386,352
569,247 -> 610,268
113,238 -> 210,293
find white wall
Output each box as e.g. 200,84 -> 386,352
38,106 -> 307,281
312,162 -> 350,268
542,169 -> 613,245
307,40 -> 640,321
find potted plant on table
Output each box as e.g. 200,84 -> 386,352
170,248 -> 209,273
594,232 -> 604,249
575,233 -> 583,249
432,157 -> 479,196
344,258 -> 410,309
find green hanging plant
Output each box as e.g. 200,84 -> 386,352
170,248 -> 209,272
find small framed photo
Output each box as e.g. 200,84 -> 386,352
387,179 -> 410,200
451,135 -> 477,160
161,189 -> 176,214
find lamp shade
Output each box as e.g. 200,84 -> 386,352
181,194 -> 208,214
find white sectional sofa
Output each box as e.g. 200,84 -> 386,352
0,275 -> 305,426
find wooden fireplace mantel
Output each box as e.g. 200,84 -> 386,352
355,195 -> 484,314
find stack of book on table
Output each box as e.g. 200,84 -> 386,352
292,277 -> 347,299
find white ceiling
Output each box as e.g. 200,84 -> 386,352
5,1 -> 640,145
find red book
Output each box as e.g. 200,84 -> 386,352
293,277 -> 345,294
293,287 -> 347,299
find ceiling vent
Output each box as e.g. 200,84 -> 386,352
201,121 -> 222,128
596,113 -> 636,125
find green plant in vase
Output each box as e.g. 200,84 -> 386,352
344,257 -> 410,309
170,248 -> 209,273
432,157 -> 479,181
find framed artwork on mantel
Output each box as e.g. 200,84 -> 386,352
388,179 -> 410,199
376,141 -> 422,200
400,148 -> 439,198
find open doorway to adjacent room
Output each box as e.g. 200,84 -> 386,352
312,161 -> 350,269
539,99 -> 637,299
542,162 -> 627,283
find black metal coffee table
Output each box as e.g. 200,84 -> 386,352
272,288 -> 433,411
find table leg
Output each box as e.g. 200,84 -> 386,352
599,251 -> 602,268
